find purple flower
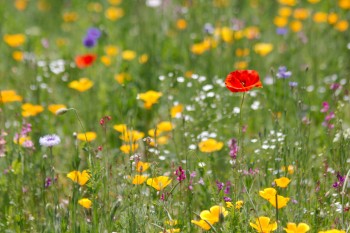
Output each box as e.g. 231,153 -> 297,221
276,27 -> 288,35
223,196 -> 232,202
204,23 -> 214,34
320,102 -> 329,113
45,177 -> 52,188
330,83 -> 341,90
216,180 -> 224,192
224,181 -> 231,194
83,36 -> 97,48
228,138 -> 238,160
87,27 -> 101,39
289,82 -> 298,87
175,166 -> 186,182
39,134 -> 61,147
276,66 -> 292,79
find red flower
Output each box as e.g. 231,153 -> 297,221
75,54 -> 97,69
225,70 -> 262,92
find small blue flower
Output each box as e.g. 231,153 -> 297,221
277,66 -> 292,79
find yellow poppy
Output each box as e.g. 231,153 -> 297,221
136,161 -> 150,173
105,7 -> 124,21
191,219 -> 213,231
120,143 -> 138,154
138,54 -> 149,64
176,19 -> 187,30
100,56 -> 111,66
290,21 -> 303,32
0,90 -> 23,104
278,7 -> 292,17
119,130 -> 145,143
254,43 -> 273,56
293,8 -> 309,20
113,124 -> 128,133
268,195 -> 290,209
198,139 -> 223,153
318,230 -> 346,233
200,205 -> 228,223
171,105 -> 183,118
77,132 -> 97,142
3,34 -> 26,47
67,170 -> 90,186
335,20 -> 349,32
250,216 -> 277,233
22,103 -> 44,117
114,72 -> 132,84
278,0 -> 296,6
48,104 -> 67,115
78,198 -> 92,208
146,176 -> 172,191
274,177 -> 291,188
156,121 -> 173,131
313,12 -> 328,23
68,78 -> 94,92
138,90 -> 162,109
12,51 -> 24,61
122,50 -> 136,61
132,175 -> 148,185
284,222 -> 310,233
259,188 -> 277,200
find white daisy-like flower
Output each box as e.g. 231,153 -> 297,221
39,134 -> 61,147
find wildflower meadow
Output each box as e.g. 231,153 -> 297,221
1,0 -> 350,232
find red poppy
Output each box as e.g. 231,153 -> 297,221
225,70 -> 262,92
75,54 -> 97,69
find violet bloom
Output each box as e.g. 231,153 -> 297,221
289,82 -> 298,87
330,83 -> 341,90
320,102 -> 329,113
216,180 -> 224,192
276,66 -> 292,79
224,181 -> 231,194
228,138 -> 239,160
45,177 -> 52,188
87,27 -> 101,39
204,23 -> 214,34
83,36 -> 97,48
175,166 -> 186,182
276,27 -> 288,35
223,196 -> 232,202
39,134 -> 61,147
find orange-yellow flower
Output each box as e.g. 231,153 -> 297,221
136,161 -> 150,173
339,0 -> 350,10
3,34 -> 26,47
191,219 -> 214,231
105,7 -> 124,21
200,205 -> 228,223
138,90 -> 162,109
198,139 -> 223,153
68,78 -> 94,92
176,19 -> 187,30
319,230 -> 345,233
293,8 -> 309,20
313,12 -> 328,23
274,177 -> 291,188
77,132 -> 97,142
171,105 -> 183,118
250,216 -> 277,233
0,90 -> 23,104
62,12 -> 79,22
113,124 -> 128,133
78,198 -> 92,208
335,20 -> 349,32
12,51 -> 24,61
122,50 -> 136,61
21,103 -> 44,117
14,0 -> 28,11
259,188 -> 277,200
284,222 -> 310,233
119,130 -> 145,143
278,0 -> 296,6
48,104 -> 67,115
104,45 -> 119,56
132,175 -> 148,184
156,121 -> 173,132
67,170 -> 90,185
254,43 -> 273,56
139,54 -> 149,64
146,176 -> 172,191
290,20 -> 303,32
114,72 -> 132,84
120,143 -> 138,154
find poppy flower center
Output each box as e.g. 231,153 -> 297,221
240,80 -> 246,86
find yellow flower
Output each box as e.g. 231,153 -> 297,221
146,176 -> 172,191
244,26 -> 260,39
278,0 -> 296,6
328,13 -> 338,25
308,0 -> 320,3
198,139 -> 223,153
339,0 -> 350,9
122,50 -> 136,61
226,202 -> 233,208
220,27 -> 234,43
284,222 -> 310,233
12,51 -> 24,61
319,230 -> 345,233
77,132 -> 97,142
176,19 -> 187,30
274,177 -> 291,188
15,0 -> 28,11
281,165 -> 294,174
235,200 -> 244,210
171,105 -> 183,118
62,12 -> 79,22
148,136 -> 169,147
313,12 -> 328,23
87,2 -> 103,12
274,16 -> 288,27
120,143 -> 138,154
159,229 -> 180,233
3,34 -> 26,47
105,7 -> 124,21
101,56 -> 111,66
0,90 -> 23,104
234,61 -> 248,70
48,104 -> 67,115
14,136 -> 31,146
250,216 -> 277,233
235,48 -> 250,57
191,42 -> 208,55
108,0 -> 122,5
335,20 -> 349,32
132,175 -> 148,184
290,21 -> 303,32
259,188 -> 277,200
67,170 -> 90,186
156,121 -> 173,131
278,7 -> 292,17
136,161 -> 150,173
105,45 -> 119,56
68,78 -> 94,92
191,219 -> 213,231
139,54 -> 149,64
114,72 -> 132,84
119,130 -> 145,143
200,205 -> 228,223
138,90 -> 162,109
293,8 -> 309,20
269,195 -> 290,209
22,103 -> 44,117
113,124 -> 128,133
254,43 -> 273,56
78,198 -> 92,208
